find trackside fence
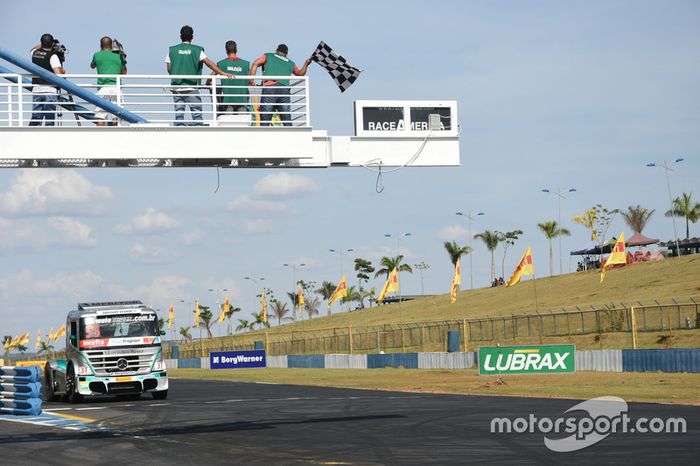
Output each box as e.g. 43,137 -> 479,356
170,299 -> 699,358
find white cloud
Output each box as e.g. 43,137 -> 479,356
252,172 -> 320,198
180,231 -> 203,246
437,224 -> 471,242
133,275 -> 190,309
242,218 -> 274,234
0,216 -> 97,252
130,242 -> 178,265
47,217 -> 97,247
0,170 -> 112,216
117,208 -> 180,235
226,195 -> 291,215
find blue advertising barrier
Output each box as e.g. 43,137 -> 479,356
0,366 -> 42,416
287,354 -> 324,369
367,353 -> 419,369
622,348 -> 700,373
210,350 -> 266,369
177,358 -> 202,369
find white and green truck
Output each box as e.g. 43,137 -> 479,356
44,301 -> 168,403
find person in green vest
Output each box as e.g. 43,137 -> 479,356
90,37 -> 127,126
249,44 -> 312,126
165,25 -> 233,126
213,40 -> 251,116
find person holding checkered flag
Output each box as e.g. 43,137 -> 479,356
250,44 -> 312,126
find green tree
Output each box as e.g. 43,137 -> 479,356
374,255 -> 413,280
341,285 -> 361,308
304,295 -> 321,319
37,340 -> 54,355
622,205 -> 655,235
271,300 -> 291,326
251,312 -> 271,330
538,221 -> 571,276
179,326 -> 192,343
354,258 -> 375,309
235,319 -> 250,333
496,230 -> 523,280
474,230 -> 500,283
443,241 -> 471,266
665,192 -> 700,239
220,304 -> 240,335
316,281 -> 336,300
572,208 -> 597,241
194,305 -> 215,338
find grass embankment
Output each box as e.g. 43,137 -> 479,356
177,255 -> 700,354
170,368 -> 700,406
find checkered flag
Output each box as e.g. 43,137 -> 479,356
311,41 -> 362,93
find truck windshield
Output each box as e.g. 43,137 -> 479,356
80,314 -> 159,339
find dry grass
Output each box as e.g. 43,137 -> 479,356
170,368 -> 700,405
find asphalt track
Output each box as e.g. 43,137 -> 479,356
0,378 -> 697,465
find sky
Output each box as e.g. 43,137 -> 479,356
0,0 -> 698,344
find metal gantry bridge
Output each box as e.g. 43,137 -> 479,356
0,46 -> 460,169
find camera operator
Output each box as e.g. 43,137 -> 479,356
29,33 -> 65,126
90,36 -> 127,126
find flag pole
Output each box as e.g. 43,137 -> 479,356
531,273 -> 540,312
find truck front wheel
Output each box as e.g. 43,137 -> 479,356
43,362 -> 60,402
65,364 -> 83,404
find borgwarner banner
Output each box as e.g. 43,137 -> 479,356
210,350 -> 266,369
478,345 -> 575,375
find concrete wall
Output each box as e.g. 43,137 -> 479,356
418,352 -> 476,369
266,355 -> 288,368
324,354 -> 368,369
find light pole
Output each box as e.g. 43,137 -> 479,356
244,277 -> 266,325
208,288 -> 228,336
414,262 -> 430,295
283,263 -> 306,320
384,233 -> 411,302
329,248 -> 354,276
541,188 -> 576,275
647,158 -> 684,256
456,211 -> 484,289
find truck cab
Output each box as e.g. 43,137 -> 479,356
44,301 -> 168,402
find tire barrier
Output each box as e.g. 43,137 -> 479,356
0,366 -> 43,415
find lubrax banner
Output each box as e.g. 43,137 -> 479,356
354,100 -> 458,137
478,345 -> 575,375
210,350 -> 266,369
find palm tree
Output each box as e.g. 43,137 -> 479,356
622,205 -> 655,234
665,192 -> 700,239
220,305 -> 240,335
235,319 -> 249,333
354,258 -> 375,309
361,287 -> 377,307
37,340 -> 54,355
179,326 -> 192,343
251,312 -> 271,330
374,255 -> 413,280
316,281 -> 336,300
538,221 -> 571,276
271,300 -> 291,326
194,305 -> 215,338
341,285 -> 361,308
443,240 -> 472,266
474,230 -> 500,283
304,295 -> 321,319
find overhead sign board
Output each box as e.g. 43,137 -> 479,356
478,345 -> 575,375
354,100 -> 458,137
210,350 -> 266,369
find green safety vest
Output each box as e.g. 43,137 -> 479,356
169,43 -> 205,86
216,57 -> 250,104
263,53 -> 295,86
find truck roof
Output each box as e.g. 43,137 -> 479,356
68,300 -> 155,318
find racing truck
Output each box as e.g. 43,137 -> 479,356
44,301 -> 168,403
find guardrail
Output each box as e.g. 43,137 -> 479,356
0,366 -> 43,415
0,73 -> 310,127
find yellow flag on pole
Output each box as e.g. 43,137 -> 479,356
328,275 -> 348,306
3,337 -> 10,351
19,332 -> 30,346
261,288 -> 268,323
450,258 -> 461,303
506,246 -> 535,287
219,294 -> 230,323
47,327 -> 55,343
54,324 -> 66,342
194,299 -> 201,328
9,335 -> 20,349
35,330 -> 42,350
600,232 -> 627,283
297,285 -> 305,319
168,304 -> 175,329
377,268 -> 399,303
